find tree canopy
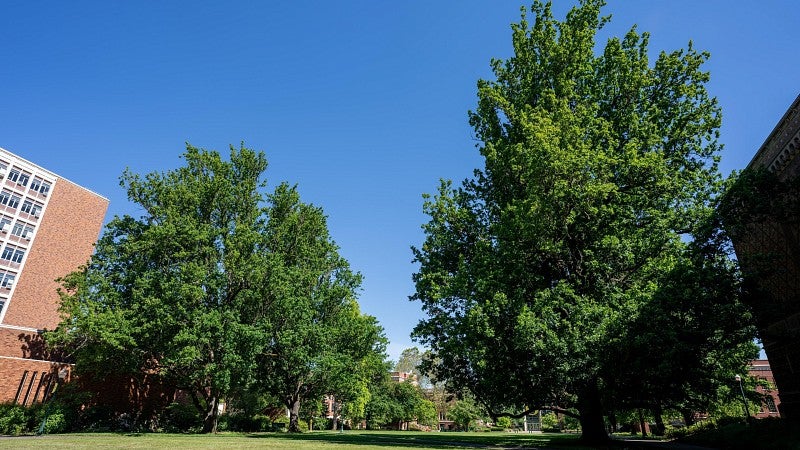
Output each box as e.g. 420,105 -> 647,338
49,144 -> 386,433
411,0 -> 755,443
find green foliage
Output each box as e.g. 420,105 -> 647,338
49,144 -> 269,432
219,413 -> 271,432
0,402 -> 70,436
161,401 -> 201,432
495,416 -> 512,429
363,378 -> 436,429
254,182 -> 387,432
411,0 -> 750,444
448,396 -> 485,431
47,144 -> 387,434
541,411 -> 560,432
0,403 -> 26,436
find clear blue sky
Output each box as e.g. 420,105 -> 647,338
1,1 -> 797,362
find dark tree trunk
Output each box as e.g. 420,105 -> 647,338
637,408 -> 648,437
682,409 -> 695,427
652,403 -> 665,436
288,399 -> 302,432
608,411 -> 618,433
201,395 -> 219,433
332,415 -> 339,431
577,382 -> 609,445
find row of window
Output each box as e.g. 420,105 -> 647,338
0,162 -> 52,196
13,370 -> 56,406
0,190 -> 43,217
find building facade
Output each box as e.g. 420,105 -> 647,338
748,359 -> 781,419
0,147 -> 108,404
727,94 -> 800,421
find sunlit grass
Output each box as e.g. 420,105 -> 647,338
0,430 -> 601,450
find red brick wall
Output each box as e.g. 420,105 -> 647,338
2,179 -> 107,330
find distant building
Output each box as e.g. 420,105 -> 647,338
0,147 -> 108,404
748,359 -> 781,418
727,94 -> 800,421
390,371 -> 418,385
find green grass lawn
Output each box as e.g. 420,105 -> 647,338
0,430 -> 636,450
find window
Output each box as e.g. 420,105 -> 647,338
30,178 -> 51,196
0,163 -> 6,178
0,191 -> 10,206
12,249 -> 24,263
7,196 -> 19,210
766,396 -> 778,413
11,222 -> 32,239
18,173 -> 29,187
31,204 -> 42,217
21,201 -> 33,215
0,218 -> 10,233
1,273 -> 15,287
1,246 -> 14,261
8,169 -> 20,183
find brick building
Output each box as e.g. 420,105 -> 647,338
748,359 -> 781,419
727,94 -> 800,421
0,147 -> 108,405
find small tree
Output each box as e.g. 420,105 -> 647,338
254,183 -> 387,432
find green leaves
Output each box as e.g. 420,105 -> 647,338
412,0 -> 748,441
49,143 -> 385,433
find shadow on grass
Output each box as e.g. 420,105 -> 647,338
679,417 -> 800,450
246,431 -> 592,449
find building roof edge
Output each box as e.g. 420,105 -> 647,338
747,93 -> 800,170
0,147 -> 110,203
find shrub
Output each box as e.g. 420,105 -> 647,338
665,419 -> 717,439
0,404 -> 26,436
161,402 -> 201,432
495,416 -> 512,429
224,413 -> 271,432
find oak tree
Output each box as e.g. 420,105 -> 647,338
411,0 -> 751,443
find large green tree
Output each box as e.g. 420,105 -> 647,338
51,144 -> 268,432
411,0 -> 752,443
254,183 -> 387,432
50,144 -> 386,434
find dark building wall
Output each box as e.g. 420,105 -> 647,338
729,94 -> 800,421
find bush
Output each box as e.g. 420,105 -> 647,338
0,404 -> 27,436
665,419 -> 717,439
297,419 -> 309,432
161,402 -> 201,432
495,416 -> 512,429
0,402 -> 72,436
223,413 -> 271,432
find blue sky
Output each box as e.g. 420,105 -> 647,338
1,1 -> 797,362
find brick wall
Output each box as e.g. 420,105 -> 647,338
1,178 -> 108,330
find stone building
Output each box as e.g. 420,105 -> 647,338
0,147 -> 108,404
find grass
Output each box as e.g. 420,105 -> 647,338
0,430 -> 672,450
679,418 -> 800,449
